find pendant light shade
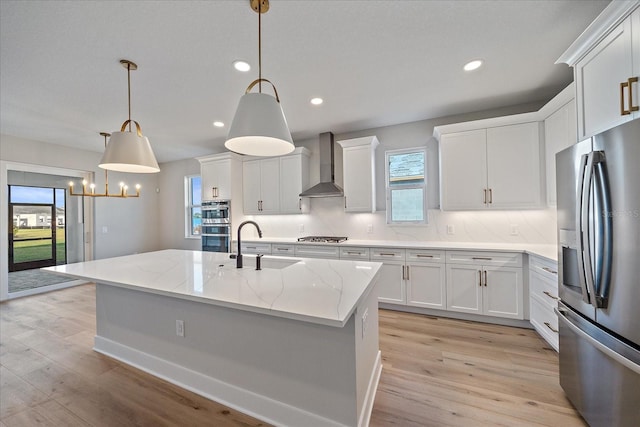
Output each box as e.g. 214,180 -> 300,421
226,90 -> 294,157
224,0 -> 294,157
99,121 -> 160,173
99,59 -> 160,173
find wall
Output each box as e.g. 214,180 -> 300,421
0,134 -> 162,260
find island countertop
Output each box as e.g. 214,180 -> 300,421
44,249 -> 382,327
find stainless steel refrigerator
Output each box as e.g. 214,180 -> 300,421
556,118 -> 640,427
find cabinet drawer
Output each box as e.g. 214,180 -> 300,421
370,248 -> 405,262
340,247 -> 370,260
294,245 -> 340,259
530,270 -> 559,310
271,244 -> 295,256
240,242 -> 272,255
406,249 -> 445,264
529,256 -> 558,282
446,251 -> 522,267
530,295 -> 559,351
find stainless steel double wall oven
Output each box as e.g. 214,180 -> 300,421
201,200 -> 231,253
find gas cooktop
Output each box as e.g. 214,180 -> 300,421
297,236 -> 348,243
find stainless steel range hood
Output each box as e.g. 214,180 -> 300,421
299,132 -> 343,198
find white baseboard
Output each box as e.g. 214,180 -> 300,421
359,351 -> 382,427
94,336 -> 359,427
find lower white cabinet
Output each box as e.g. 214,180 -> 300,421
529,255 -> 559,351
371,248 -> 446,309
445,251 -> 524,320
294,245 -> 340,259
240,242 -> 272,255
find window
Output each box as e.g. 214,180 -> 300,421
385,148 -> 427,224
185,175 -> 202,237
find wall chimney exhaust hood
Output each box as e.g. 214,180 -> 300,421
299,132 -> 344,198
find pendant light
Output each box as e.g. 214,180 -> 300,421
99,60 -> 160,173
69,132 -> 141,198
225,0 -> 294,156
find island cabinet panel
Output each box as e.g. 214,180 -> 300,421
574,7 -> 639,140
445,251 -> 524,319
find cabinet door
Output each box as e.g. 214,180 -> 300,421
201,159 -> 230,201
343,146 -> 374,212
544,100 -> 576,206
575,15 -> 634,139
439,129 -> 487,210
280,155 -> 303,214
483,266 -> 523,319
446,264 -> 482,314
486,122 -> 542,209
259,158 -> 280,213
243,160 -> 262,214
406,263 -> 446,310
376,262 -> 405,304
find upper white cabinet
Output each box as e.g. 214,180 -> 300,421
544,94 -> 576,206
197,153 -> 241,201
558,2 -> 640,140
338,136 -> 379,213
439,122 -> 542,210
242,148 -> 310,215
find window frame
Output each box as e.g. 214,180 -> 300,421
385,147 -> 428,225
184,175 -> 202,239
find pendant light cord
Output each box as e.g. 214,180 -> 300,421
127,62 -> 132,131
258,0 -> 262,93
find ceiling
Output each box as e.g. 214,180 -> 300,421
0,0 -> 609,164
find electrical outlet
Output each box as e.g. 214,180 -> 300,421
176,320 -> 185,337
510,224 -> 519,236
447,225 -> 455,235
367,224 -> 373,234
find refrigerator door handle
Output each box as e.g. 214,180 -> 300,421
576,152 -> 595,304
593,152 -> 612,308
555,306 -> 640,375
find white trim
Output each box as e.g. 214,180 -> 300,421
358,351 -> 382,427
556,0 -> 639,66
0,160 -> 93,301
94,336 -> 369,427
6,279 -> 87,299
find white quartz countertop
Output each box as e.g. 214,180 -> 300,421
44,250 -> 382,327
237,238 -> 558,262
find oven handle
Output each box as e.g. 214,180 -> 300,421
201,233 -> 232,237
555,305 -> 640,375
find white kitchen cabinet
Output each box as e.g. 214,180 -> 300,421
240,242 -> 272,255
294,245 -> 340,259
197,153 -> 241,201
558,2 -> 639,139
338,136 -> 379,213
271,244 -> 295,257
445,251 -> 523,320
279,150 -> 310,214
371,247 -> 446,309
243,158 -> 280,214
370,248 -> 406,304
339,247 -> 370,260
544,99 -> 577,206
529,255 -> 560,351
439,122 -> 542,210
243,148 -> 310,215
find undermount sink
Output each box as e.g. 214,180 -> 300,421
229,255 -> 299,270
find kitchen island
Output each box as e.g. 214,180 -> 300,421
45,249 -> 383,427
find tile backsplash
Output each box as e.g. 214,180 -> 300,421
243,197 -> 557,244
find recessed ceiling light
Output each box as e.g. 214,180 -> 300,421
233,60 -> 251,72
463,60 -> 483,72
310,97 -> 323,105
213,121 -> 225,128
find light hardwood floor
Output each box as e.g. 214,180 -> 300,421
0,284 -> 586,427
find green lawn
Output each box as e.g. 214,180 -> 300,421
12,228 -> 66,264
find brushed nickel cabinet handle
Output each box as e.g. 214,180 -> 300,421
379,252 -> 396,256
542,266 -> 558,275
344,197 -> 347,209
276,247 -> 289,251
406,265 -> 410,281
472,257 -> 492,261
629,77 -> 639,112
543,291 -> 560,301
489,188 -> 493,204
483,189 -> 487,204
483,270 -> 487,287
416,254 -> 434,258
212,187 -> 218,198
621,81 -> 630,115
346,251 -> 362,255
298,198 -> 302,210
402,265 -> 406,280
246,246 -> 257,250
478,270 -> 482,287
544,322 -> 558,333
